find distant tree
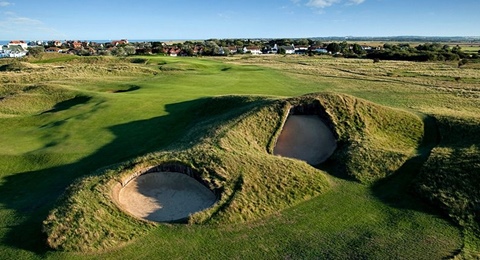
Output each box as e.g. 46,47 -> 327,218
452,45 -> 462,53
339,41 -> 349,53
27,46 -> 45,57
152,42 -> 163,48
124,46 -> 136,55
111,47 -> 125,56
234,40 -> 244,47
383,43 -> 393,50
326,42 -> 340,53
98,49 -> 111,56
78,49 -> 91,56
222,47 -> 230,55
296,38 -> 309,46
352,43 -> 365,55
181,43 -> 193,56
278,47 -> 286,55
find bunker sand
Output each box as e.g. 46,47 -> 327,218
116,172 -> 216,222
274,115 -> 337,165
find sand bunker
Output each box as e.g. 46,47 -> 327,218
116,171 -> 216,222
274,115 -> 337,165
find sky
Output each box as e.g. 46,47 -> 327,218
0,0 -> 479,41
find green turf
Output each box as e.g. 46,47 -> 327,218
0,55 -> 479,258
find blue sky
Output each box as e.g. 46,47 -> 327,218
0,0 -> 478,40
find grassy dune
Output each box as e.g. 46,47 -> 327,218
0,54 -> 479,258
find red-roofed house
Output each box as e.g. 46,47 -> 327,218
112,39 -> 129,46
72,41 -> 83,49
8,40 -> 28,50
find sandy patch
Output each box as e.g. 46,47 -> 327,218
117,172 -> 216,222
274,115 -> 337,165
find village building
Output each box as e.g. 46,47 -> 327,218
8,40 -> 28,50
112,39 -> 129,46
279,44 -> 295,54
0,45 -> 28,58
243,46 -> 262,55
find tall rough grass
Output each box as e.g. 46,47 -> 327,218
43,92 -> 423,252
2,55 -> 479,258
414,116 -> 480,257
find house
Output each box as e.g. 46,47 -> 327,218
271,43 -> 279,54
112,39 -> 129,46
72,41 -> 83,49
0,45 -> 28,58
294,45 -> 309,55
228,46 -> 238,54
8,40 -> 28,50
310,46 -> 328,54
164,46 -> 181,56
262,43 -> 278,54
193,45 -> 204,55
279,44 -> 295,54
28,40 -> 44,46
0,46 -> 9,58
243,46 -> 262,55
47,40 -> 62,47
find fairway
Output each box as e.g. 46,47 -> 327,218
0,55 -> 479,259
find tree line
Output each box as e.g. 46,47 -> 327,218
366,43 -> 477,62
26,38 -> 480,64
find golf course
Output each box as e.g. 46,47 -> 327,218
1,54 -> 479,259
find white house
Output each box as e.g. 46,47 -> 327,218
243,46 -> 262,55
8,40 -> 28,50
0,45 -> 28,58
279,44 -> 295,54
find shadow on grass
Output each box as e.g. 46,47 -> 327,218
370,115 -> 445,215
41,96 -> 92,114
112,85 -> 141,93
0,97 -> 217,255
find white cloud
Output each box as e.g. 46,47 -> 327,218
306,0 -> 365,8
348,0 -> 365,5
307,0 -> 341,8
0,12 -> 66,39
0,1 -> 12,7
0,12 -> 42,27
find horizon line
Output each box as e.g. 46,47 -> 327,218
1,35 -> 480,42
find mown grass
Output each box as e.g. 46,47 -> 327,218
0,54 -> 479,259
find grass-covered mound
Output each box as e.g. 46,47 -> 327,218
42,92 -> 424,252
414,116 -> 480,256
0,56 -> 159,117
0,83 -> 79,117
284,93 -> 424,183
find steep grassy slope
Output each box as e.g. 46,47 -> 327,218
414,116 -> 480,256
43,92 -> 424,252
